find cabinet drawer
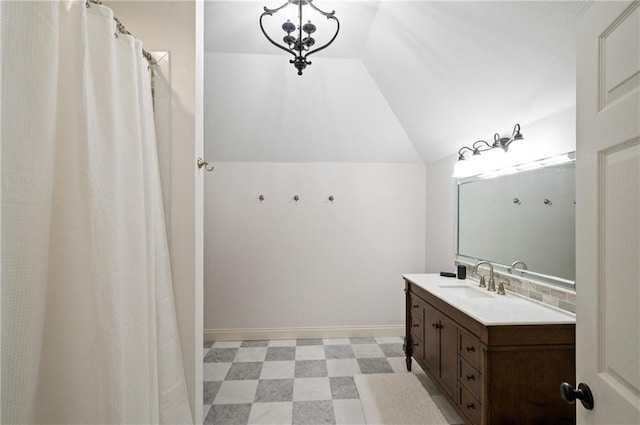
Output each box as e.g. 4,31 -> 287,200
459,357 -> 482,402
409,293 -> 425,315
459,328 -> 482,371
460,385 -> 482,425
409,332 -> 424,360
409,313 -> 423,333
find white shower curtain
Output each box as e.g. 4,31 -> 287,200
1,1 -> 192,424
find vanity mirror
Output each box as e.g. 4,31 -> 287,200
456,153 -> 575,289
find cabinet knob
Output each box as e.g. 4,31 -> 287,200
432,323 -> 441,329
466,374 -> 475,381
466,346 -> 475,352
466,403 -> 475,410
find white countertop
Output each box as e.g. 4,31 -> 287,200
403,273 -> 576,326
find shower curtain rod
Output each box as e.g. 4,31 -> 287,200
85,0 -> 157,66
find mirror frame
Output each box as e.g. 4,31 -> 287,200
455,152 -> 576,290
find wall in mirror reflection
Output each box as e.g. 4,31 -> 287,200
457,160 -> 575,283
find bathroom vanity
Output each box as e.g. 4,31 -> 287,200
403,274 -> 576,425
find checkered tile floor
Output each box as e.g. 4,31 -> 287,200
203,337 -> 463,425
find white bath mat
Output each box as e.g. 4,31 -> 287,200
354,373 -> 449,425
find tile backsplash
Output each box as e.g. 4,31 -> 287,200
455,262 -> 576,314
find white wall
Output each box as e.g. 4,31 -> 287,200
204,162 -> 426,338
425,106 -> 577,274
108,2 -> 201,422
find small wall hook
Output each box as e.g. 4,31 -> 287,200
513,198 -> 521,205
328,195 -> 335,202
544,198 -> 553,206
293,195 -> 300,202
258,195 -> 265,202
197,157 -> 214,172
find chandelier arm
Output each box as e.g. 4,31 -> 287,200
260,8 -> 297,60
302,15 -> 339,60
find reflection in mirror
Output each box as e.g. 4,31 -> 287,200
456,153 -> 575,288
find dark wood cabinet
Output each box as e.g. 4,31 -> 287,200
404,278 -> 576,425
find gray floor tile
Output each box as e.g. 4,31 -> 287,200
349,337 -> 376,344
205,348 -> 239,363
226,362 -> 263,380
254,379 -> 294,403
357,358 -> 393,374
294,360 -> 328,378
204,381 -> 223,404
296,338 -> 324,346
266,346 -> 295,361
204,403 -> 252,425
292,400 -> 336,425
329,377 -> 359,400
324,345 -> 355,360
379,343 -> 405,357
204,340 -> 214,349
241,340 -> 269,347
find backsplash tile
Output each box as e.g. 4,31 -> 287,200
455,262 -> 576,314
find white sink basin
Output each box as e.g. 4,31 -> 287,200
437,285 -> 495,299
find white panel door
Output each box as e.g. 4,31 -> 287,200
575,1 -> 640,424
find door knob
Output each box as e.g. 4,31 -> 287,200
560,382 -> 594,410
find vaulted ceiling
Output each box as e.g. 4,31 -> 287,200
204,1 -> 592,164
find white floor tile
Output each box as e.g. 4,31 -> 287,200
213,341 -> 242,348
204,362 -> 232,381
234,347 -> 268,362
213,380 -> 259,404
260,361 -> 295,379
203,404 -> 212,419
326,359 -> 361,377
293,377 -> 332,401
375,336 -> 403,344
295,345 -> 326,360
351,344 -> 385,358
323,338 -> 351,345
248,402 -> 293,425
268,340 -> 297,347
203,348 -> 210,359
387,357 -> 410,374
333,399 -> 365,425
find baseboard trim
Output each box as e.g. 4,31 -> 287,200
204,325 -> 404,342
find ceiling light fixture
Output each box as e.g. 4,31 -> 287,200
452,124 -> 524,178
260,0 -> 340,75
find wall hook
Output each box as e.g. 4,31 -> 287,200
513,198 -> 521,205
197,157 -> 214,172
258,195 -> 265,202
328,195 -> 335,202
544,198 -> 552,206
293,195 -> 300,202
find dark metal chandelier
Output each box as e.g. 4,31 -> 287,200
260,0 -> 340,76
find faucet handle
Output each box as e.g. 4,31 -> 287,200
497,281 -> 507,295
478,275 -> 486,288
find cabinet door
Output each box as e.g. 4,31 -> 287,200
440,314 -> 458,401
423,303 -> 440,376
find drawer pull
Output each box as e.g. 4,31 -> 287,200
412,304 -> 419,308
432,323 -> 441,329
466,374 -> 475,381
466,346 -> 475,352
413,323 -> 420,328
466,403 -> 475,410
413,342 -> 420,347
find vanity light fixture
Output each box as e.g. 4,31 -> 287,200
260,0 -> 340,76
452,124 -> 524,178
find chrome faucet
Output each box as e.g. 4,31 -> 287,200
472,260 -> 496,291
508,260 -> 528,274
